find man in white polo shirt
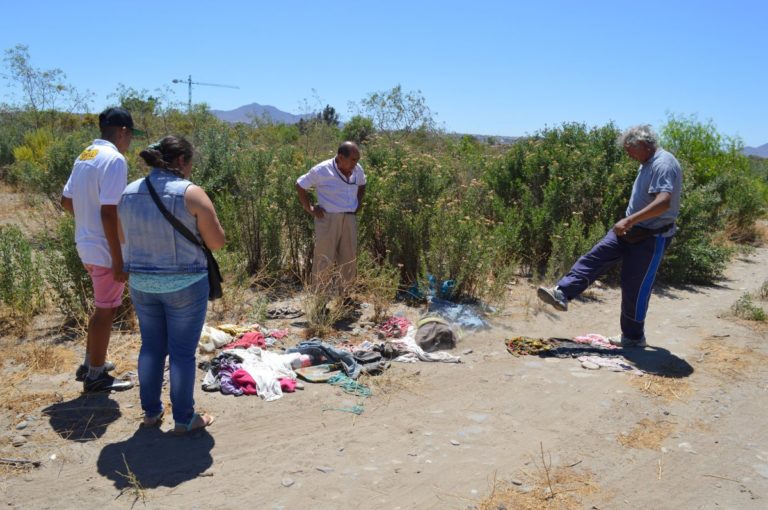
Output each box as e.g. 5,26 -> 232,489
61,107 -> 143,392
296,141 -> 366,293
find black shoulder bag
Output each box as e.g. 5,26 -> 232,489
144,176 -> 223,301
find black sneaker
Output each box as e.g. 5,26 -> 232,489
83,371 -> 134,393
75,361 -> 116,382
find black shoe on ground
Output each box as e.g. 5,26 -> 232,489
83,371 -> 133,393
75,361 -> 116,382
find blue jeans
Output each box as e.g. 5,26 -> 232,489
130,277 -> 209,425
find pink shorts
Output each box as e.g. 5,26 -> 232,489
85,264 -> 125,309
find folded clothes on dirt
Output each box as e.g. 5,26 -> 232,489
572,333 -> 620,350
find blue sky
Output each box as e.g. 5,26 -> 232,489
1,0 -> 766,146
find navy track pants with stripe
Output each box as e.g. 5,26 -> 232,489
556,230 -> 671,340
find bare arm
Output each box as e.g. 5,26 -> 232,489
355,184 -> 366,214
613,192 -> 672,236
61,196 -> 74,214
184,185 -> 225,251
100,205 -> 127,282
296,183 -> 324,218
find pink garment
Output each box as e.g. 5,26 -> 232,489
267,329 -> 289,340
376,316 -> 412,338
573,333 -> 619,350
86,264 -> 125,309
231,369 -> 259,395
279,378 -> 297,393
224,331 -> 266,350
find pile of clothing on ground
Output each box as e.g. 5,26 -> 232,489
196,312 -> 468,401
505,333 -> 644,375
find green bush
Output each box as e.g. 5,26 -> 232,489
732,293 -> 766,321
43,216 -> 92,327
486,123 -> 632,275
0,225 -> 45,323
2,99 -> 766,302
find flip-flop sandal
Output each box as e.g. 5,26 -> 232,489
141,410 -> 164,428
173,413 -> 215,435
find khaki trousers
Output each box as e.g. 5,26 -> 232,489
312,212 -> 358,291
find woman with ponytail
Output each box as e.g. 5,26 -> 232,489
119,136 -> 224,434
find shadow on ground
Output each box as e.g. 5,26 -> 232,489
42,393 -> 121,442
97,426 -> 214,490
538,340 -> 694,377
621,346 -> 694,377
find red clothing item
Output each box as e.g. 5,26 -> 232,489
280,378 -> 297,393
231,369 -> 258,395
224,331 -> 266,350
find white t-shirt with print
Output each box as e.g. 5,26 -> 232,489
62,139 -> 128,267
296,157 -> 366,213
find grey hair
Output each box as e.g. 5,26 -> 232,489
618,125 -> 658,149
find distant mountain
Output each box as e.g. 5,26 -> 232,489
210,103 -> 311,124
742,143 -> 768,158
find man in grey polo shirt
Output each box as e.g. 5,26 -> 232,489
296,141 -> 366,293
537,125 -> 683,348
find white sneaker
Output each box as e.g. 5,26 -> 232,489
607,334 -> 647,348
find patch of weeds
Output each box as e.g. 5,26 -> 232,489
116,453 -> 147,508
732,293 -> 766,321
477,443 -> 597,510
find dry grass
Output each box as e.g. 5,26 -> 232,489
478,465 -> 598,510
1,389 -> 71,415
631,374 -> 691,401
358,365 -> 425,401
617,418 -> 675,449
8,341 -> 76,374
355,254 -> 400,323
0,340 -> 76,414
696,337 -> 767,381
116,453 -> 148,508
207,260 -> 275,324
107,333 -> 142,375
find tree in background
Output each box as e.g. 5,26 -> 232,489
358,85 -> 435,142
342,115 -> 374,145
1,44 -> 92,126
317,104 -> 339,127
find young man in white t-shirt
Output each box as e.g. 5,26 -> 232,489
61,107 -> 143,392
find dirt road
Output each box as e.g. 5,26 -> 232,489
2,242 -> 767,509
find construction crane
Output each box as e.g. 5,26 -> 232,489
172,75 -> 239,112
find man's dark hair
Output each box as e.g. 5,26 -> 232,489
337,141 -> 359,158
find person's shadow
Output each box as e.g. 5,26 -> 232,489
540,339 -> 694,377
621,345 -> 694,377
97,427 -> 214,491
42,393 -> 121,442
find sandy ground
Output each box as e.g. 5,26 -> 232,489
2,188 -> 768,509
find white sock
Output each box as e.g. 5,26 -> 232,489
83,352 -> 90,367
87,365 -> 105,380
